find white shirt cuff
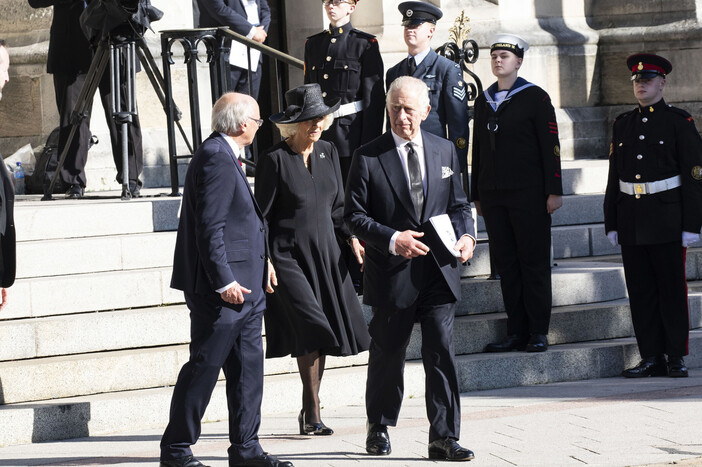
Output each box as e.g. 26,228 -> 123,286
216,281 -> 238,294
246,26 -> 256,39
389,231 -> 400,255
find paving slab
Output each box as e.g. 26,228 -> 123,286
0,371 -> 700,466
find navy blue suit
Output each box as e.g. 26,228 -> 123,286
386,49 -> 470,170
344,130 -> 474,442
197,0 -> 271,99
161,132 -> 268,464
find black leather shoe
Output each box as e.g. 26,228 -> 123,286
366,422 -> 391,456
622,356 -> 667,378
160,455 -> 209,467
428,438 -> 475,461
667,356 -> 689,377
232,453 -> 293,466
298,409 -> 333,435
65,184 -> 84,199
485,334 -> 528,352
525,334 -> 548,352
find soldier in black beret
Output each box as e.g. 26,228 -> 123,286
604,53 -> 702,378
386,1 -> 470,170
471,33 -> 563,354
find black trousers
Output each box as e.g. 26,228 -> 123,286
160,291 -> 266,464
621,242 -> 689,358
365,257 -> 460,442
480,188 -> 552,335
53,67 -> 143,188
54,73 -> 92,188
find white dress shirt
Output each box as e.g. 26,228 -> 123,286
216,133 -> 244,294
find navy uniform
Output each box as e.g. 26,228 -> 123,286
471,34 -> 562,352
304,17 -> 385,183
604,53 -> 702,378
385,2 -> 469,170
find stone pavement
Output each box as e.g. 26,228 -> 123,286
1,371 -> 701,467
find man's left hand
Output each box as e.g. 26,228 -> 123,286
266,259 -> 278,293
454,235 -> 475,264
546,194 -> 563,214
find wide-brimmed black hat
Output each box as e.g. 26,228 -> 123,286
269,84 -> 341,124
626,53 -> 672,80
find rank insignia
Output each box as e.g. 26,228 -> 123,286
453,86 -> 466,101
456,137 -> 467,149
692,165 -> 702,181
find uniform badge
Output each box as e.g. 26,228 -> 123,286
649,106 -> 654,112
637,62 -> 644,71
406,9 -> 413,17
441,166 -> 454,179
456,137 -> 467,149
453,86 -> 466,101
692,165 -> 702,181
319,152 -> 326,159
554,145 -> 560,157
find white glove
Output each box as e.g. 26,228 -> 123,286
606,231 -> 618,247
682,231 -> 700,247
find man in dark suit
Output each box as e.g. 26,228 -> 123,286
197,0 -> 271,101
604,53 -> 702,379
385,1 -> 469,170
0,39 -> 16,310
28,0 -> 144,199
160,93 -> 292,467
344,76 -> 476,461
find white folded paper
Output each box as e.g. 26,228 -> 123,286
429,214 -> 460,258
229,40 -> 261,72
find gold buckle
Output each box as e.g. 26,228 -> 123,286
633,183 -> 646,194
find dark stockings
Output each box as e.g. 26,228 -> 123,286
296,351 -> 326,423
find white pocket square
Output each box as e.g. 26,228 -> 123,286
441,166 -> 454,178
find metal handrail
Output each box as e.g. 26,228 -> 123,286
221,29 -> 303,69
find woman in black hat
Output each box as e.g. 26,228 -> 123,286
254,83 -> 370,435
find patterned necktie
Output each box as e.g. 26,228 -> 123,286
406,142 -> 424,218
408,57 -> 417,75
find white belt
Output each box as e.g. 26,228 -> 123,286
619,175 -> 681,195
332,100 -> 363,118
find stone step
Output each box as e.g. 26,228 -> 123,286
7,289 -> 692,404
2,329 -> 700,446
14,194 -> 180,242
458,261 -> 627,315
0,267 -> 182,321
15,231 -> 176,279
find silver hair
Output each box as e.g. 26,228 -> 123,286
211,92 -> 255,134
275,113 -> 334,138
386,76 -> 430,110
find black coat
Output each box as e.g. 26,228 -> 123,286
255,140 -> 369,357
471,78 -> 563,201
386,49 -> 469,169
604,99 -> 702,245
197,0 -> 271,35
344,131 -> 474,310
29,0 -> 93,75
304,23 -> 385,159
0,161 -> 16,288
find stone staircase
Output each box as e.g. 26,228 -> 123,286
0,160 -> 701,447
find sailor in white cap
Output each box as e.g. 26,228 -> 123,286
471,33 -> 563,354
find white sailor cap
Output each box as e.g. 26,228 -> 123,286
490,33 -> 529,58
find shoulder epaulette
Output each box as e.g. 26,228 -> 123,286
350,28 -> 376,40
614,108 -> 636,122
306,30 -> 328,40
666,105 -> 692,119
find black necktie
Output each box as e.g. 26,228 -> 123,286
406,142 -> 424,219
408,57 -> 417,75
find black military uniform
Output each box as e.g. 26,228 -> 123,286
385,2 -> 469,170
604,53 -> 702,378
304,22 -> 385,183
471,36 -> 562,352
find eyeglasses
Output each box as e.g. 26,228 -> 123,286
248,117 -> 264,128
322,0 -> 351,7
